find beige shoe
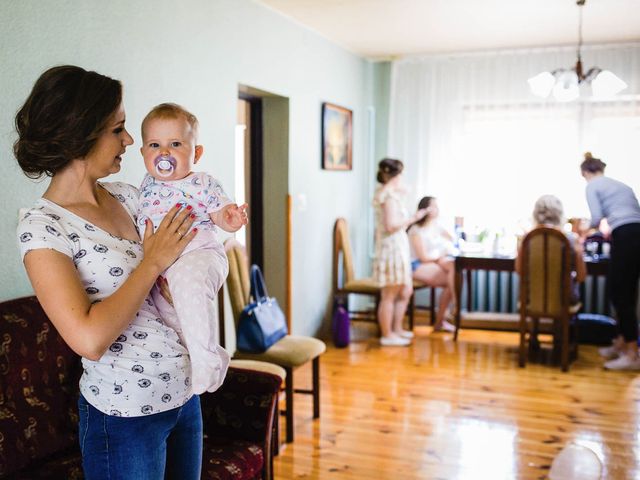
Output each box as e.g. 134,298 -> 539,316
380,335 -> 411,347
604,353 -> 640,371
433,320 -> 456,332
396,329 -> 415,339
598,344 -> 622,360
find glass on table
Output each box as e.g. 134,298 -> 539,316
585,240 -> 599,260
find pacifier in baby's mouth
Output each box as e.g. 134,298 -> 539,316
154,155 -> 177,178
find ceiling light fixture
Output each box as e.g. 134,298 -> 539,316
528,0 -> 627,102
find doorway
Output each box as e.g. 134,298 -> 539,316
236,86 -> 290,318
236,96 -> 264,268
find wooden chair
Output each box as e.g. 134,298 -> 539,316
518,227 -> 581,372
222,241 -> 326,444
332,217 -> 434,329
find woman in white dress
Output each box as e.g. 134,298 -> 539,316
372,159 -> 427,346
408,196 -> 456,331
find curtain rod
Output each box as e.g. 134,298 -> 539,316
392,41 -> 640,63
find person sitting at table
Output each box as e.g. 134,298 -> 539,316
580,152 -> 640,370
408,196 -> 456,332
515,195 -> 587,305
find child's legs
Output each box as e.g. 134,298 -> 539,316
413,262 -> 451,325
412,262 -> 448,288
378,285 -> 401,337
164,249 -> 230,394
392,283 -> 413,332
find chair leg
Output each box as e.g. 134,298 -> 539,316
572,313 -> 579,361
374,294 -> 381,334
285,367 -> 294,443
312,357 -> 320,419
408,294 -> 415,330
519,313 -> 527,368
273,393 -> 280,456
530,317 -> 540,352
561,314 -> 570,372
430,287 -> 437,325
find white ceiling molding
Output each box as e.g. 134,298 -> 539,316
256,0 -> 640,60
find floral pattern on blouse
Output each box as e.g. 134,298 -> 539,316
16,182 -> 192,417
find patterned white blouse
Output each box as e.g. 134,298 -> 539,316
16,182 -> 192,417
372,186 -> 412,287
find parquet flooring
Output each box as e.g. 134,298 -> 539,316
273,326 -> 640,479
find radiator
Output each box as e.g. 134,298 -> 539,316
416,271 -> 610,315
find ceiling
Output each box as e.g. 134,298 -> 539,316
256,0 -> 640,59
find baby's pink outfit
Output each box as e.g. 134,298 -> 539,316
138,172 -> 231,395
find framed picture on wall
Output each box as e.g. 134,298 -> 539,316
321,102 -> 352,171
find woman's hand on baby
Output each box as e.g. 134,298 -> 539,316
142,204 -> 197,273
223,203 -> 249,231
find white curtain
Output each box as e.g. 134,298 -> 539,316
388,43 -> 640,235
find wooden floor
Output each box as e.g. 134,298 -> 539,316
273,325 -> 640,479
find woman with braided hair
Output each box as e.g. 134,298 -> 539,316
372,158 -> 428,346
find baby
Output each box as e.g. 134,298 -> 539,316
137,103 -> 248,395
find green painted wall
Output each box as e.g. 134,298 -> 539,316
372,61 -> 392,163
0,0 -> 375,337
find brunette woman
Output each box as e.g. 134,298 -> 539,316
15,65 -> 201,478
581,153 -> 640,370
372,158 -> 427,346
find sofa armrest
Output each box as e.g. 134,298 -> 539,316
200,367 -> 281,444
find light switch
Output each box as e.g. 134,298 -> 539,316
296,193 -> 307,212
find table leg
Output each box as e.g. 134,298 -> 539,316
454,265 -> 463,341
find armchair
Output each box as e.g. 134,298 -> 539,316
0,296 -> 283,480
201,366 -> 283,480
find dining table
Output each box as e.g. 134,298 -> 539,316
452,253 -> 609,340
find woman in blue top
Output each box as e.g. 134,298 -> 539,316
581,152 -> 640,370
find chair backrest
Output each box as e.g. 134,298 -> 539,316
224,239 -> 252,329
519,226 -> 572,318
333,218 -> 356,293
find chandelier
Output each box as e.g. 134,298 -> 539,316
527,0 -> 627,102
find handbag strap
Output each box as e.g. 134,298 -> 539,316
250,264 -> 270,302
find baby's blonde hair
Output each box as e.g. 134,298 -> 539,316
533,195 -> 564,227
141,102 -> 199,140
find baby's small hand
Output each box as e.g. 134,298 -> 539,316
224,203 -> 249,230
156,276 -> 174,306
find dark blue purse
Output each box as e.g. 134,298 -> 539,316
236,265 -> 288,353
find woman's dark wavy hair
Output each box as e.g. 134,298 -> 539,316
414,196 -> 435,228
580,151 -> 606,174
376,157 -> 403,184
14,65 -> 122,179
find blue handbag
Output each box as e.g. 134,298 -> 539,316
236,265 -> 288,353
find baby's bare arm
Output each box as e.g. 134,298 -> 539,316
209,203 -> 248,232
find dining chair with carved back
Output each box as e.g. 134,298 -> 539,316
518,226 -> 581,372
333,217 -> 435,329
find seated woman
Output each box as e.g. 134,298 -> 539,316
515,195 -> 587,303
408,196 -> 456,332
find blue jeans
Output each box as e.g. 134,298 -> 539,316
78,394 -> 202,480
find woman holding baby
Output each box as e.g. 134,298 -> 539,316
13,65 -> 240,479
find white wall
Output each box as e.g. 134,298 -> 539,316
0,0 -> 373,337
